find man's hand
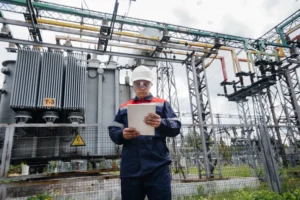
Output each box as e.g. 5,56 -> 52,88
123,127 -> 140,139
144,113 -> 161,128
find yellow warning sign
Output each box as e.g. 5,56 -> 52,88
44,98 -> 56,107
71,134 -> 86,147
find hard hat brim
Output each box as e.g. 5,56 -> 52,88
132,77 -> 152,82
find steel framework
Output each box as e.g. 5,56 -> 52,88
0,0 -> 299,191
185,54 -> 221,178
156,53 -> 185,177
0,1 -> 298,49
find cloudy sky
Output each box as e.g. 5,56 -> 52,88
0,0 -> 299,124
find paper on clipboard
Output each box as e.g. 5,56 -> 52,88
127,103 -> 156,136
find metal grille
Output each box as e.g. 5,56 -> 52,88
11,125 -> 118,161
0,124 -> 299,200
0,127 -> 6,162
10,49 -> 41,110
37,51 -> 64,110
63,53 -> 87,111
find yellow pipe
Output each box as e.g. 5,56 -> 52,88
35,18 -> 241,72
286,24 -> 300,35
56,35 -> 221,59
35,18 -> 160,40
57,35 -> 232,80
276,38 -> 285,57
246,53 -> 253,72
37,18 -> 283,58
37,18 -> 282,74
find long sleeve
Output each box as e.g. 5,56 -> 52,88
108,109 -> 125,145
158,101 -> 181,137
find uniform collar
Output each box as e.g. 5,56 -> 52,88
134,93 -> 153,101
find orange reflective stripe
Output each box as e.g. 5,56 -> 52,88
151,97 -> 166,103
120,99 -> 134,108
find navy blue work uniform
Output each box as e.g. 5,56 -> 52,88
108,93 -> 181,200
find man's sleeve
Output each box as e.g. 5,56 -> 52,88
158,101 -> 181,137
108,109 -> 125,145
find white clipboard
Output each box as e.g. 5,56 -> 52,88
127,103 -> 156,136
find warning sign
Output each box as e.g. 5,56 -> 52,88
71,134 -> 86,147
44,98 -> 56,107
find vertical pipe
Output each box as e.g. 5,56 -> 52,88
246,53 -> 252,72
97,68 -> 104,155
115,69 -> 120,114
220,57 -> 227,81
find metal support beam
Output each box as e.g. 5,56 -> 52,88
0,37 -> 186,63
258,125 -> 282,193
25,0 -> 42,41
157,53 -> 184,178
279,64 -> 300,128
0,18 -> 211,54
186,55 -> 220,178
0,0 -> 259,49
0,127 -> 14,178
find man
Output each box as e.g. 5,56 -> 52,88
108,65 -> 181,200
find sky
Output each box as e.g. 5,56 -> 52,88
0,0 -> 299,124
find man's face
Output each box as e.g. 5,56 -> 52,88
133,80 -> 152,99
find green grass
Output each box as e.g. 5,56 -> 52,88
181,179 -> 300,200
221,165 -> 252,178
184,165 -> 253,178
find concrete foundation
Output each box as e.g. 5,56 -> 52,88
5,177 -> 260,200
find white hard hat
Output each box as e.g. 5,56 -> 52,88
131,65 -> 152,82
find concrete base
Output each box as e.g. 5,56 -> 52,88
6,177 -> 260,200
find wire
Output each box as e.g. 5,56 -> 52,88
124,0 -> 132,17
82,0 -> 96,27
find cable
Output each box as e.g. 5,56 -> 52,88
124,0 -> 132,17
82,0 -> 96,27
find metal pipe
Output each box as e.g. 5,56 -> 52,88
277,11 -> 300,46
57,35 -> 228,81
35,18 -> 243,73
31,18 -> 283,74
0,18 -> 210,54
97,68 -> 104,155
286,24 -> 300,36
238,57 -> 253,72
33,20 -> 283,57
36,18 -> 160,40
115,69 -> 120,114
0,37 -> 187,63
1,0 -> 255,45
56,35 -> 208,56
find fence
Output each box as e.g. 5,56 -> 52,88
0,123 -> 299,199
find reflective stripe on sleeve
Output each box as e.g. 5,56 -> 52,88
167,118 -> 180,121
110,121 -> 124,129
